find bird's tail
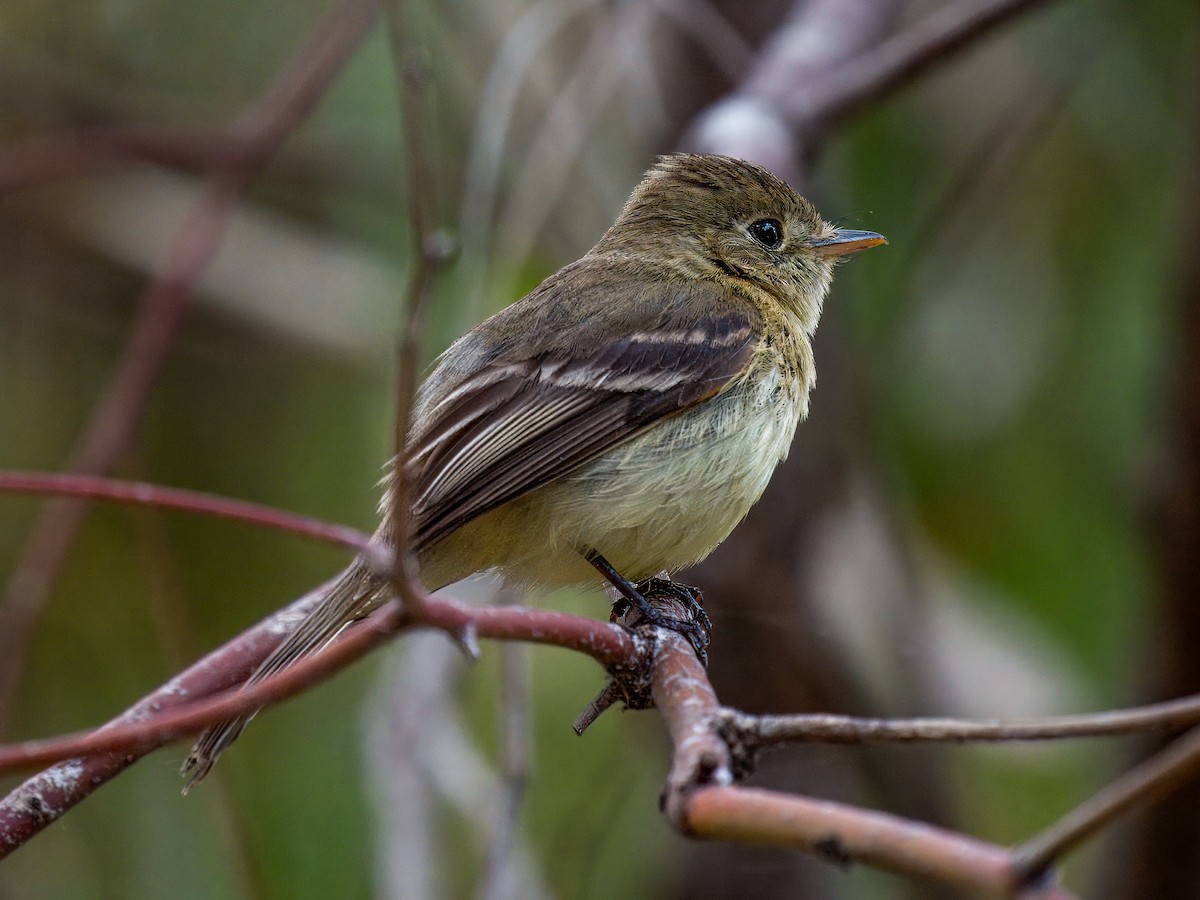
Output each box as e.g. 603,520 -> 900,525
180,559 -> 385,792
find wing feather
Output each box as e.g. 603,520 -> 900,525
407,307 -> 760,551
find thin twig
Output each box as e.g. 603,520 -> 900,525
0,470 -> 372,552
1012,724 -> 1200,884
0,0 -> 383,731
0,598 -> 413,775
722,692 -> 1200,747
381,3 -> 455,600
0,586 -> 631,855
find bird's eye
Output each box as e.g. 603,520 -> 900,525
748,218 -> 783,250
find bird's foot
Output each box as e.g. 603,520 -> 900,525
635,576 -> 711,633
609,577 -> 712,663
585,552 -> 711,665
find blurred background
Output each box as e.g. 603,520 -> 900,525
1,0 -> 1198,897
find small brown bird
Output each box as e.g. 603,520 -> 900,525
183,153 -> 884,788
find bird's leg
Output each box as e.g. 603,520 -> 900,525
584,551 -> 711,663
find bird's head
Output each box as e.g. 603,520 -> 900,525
603,153 -> 885,332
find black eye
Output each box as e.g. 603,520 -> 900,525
749,218 -> 783,249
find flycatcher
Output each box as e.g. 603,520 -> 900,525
183,153 -> 884,787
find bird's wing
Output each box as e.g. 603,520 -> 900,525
406,306 -> 760,550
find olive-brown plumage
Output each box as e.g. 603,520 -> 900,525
183,154 -> 884,787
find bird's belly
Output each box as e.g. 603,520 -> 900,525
514,371 -> 803,583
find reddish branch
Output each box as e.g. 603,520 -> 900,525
648,627 -> 1077,899
0,127 -> 253,192
0,584 -> 323,855
0,471 -> 373,553
9,468 -> 1200,888
0,583 -> 631,855
0,0 -> 383,729
0,597 -> 631,778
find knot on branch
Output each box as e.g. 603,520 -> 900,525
572,637 -> 656,735
714,710 -> 761,781
573,579 -> 712,734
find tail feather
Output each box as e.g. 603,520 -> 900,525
181,559 -> 385,792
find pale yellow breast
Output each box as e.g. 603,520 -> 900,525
417,327 -> 814,591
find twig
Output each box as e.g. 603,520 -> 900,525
0,126 -> 247,192
810,0 -> 1063,130
0,470 -> 372,552
0,596 -> 412,775
0,0 -> 383,731
0,587 -> 631,856
381,4 -> 456,599
685,0 -> 1061,183
1012,724 -> 1200,884
684,0 -> 904,183
721,692 -> 1200,748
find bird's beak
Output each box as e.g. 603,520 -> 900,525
808,228 -> 887,258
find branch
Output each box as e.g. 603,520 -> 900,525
805,0 -> 1062,130
684,0 -> 1060,183
720,693 -> 1200,748
0,126 -> 247,192
0,594 -> 402,776
1012,723 -> 1200,883
381,13 -> 457,591
646,616 -> 1075,898
0,588 -> 633,856
0,470 -> 371,552
682,786 -> 1076,900
0,582 -> 326,856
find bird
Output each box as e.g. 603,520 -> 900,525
182,153 -> 884,789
